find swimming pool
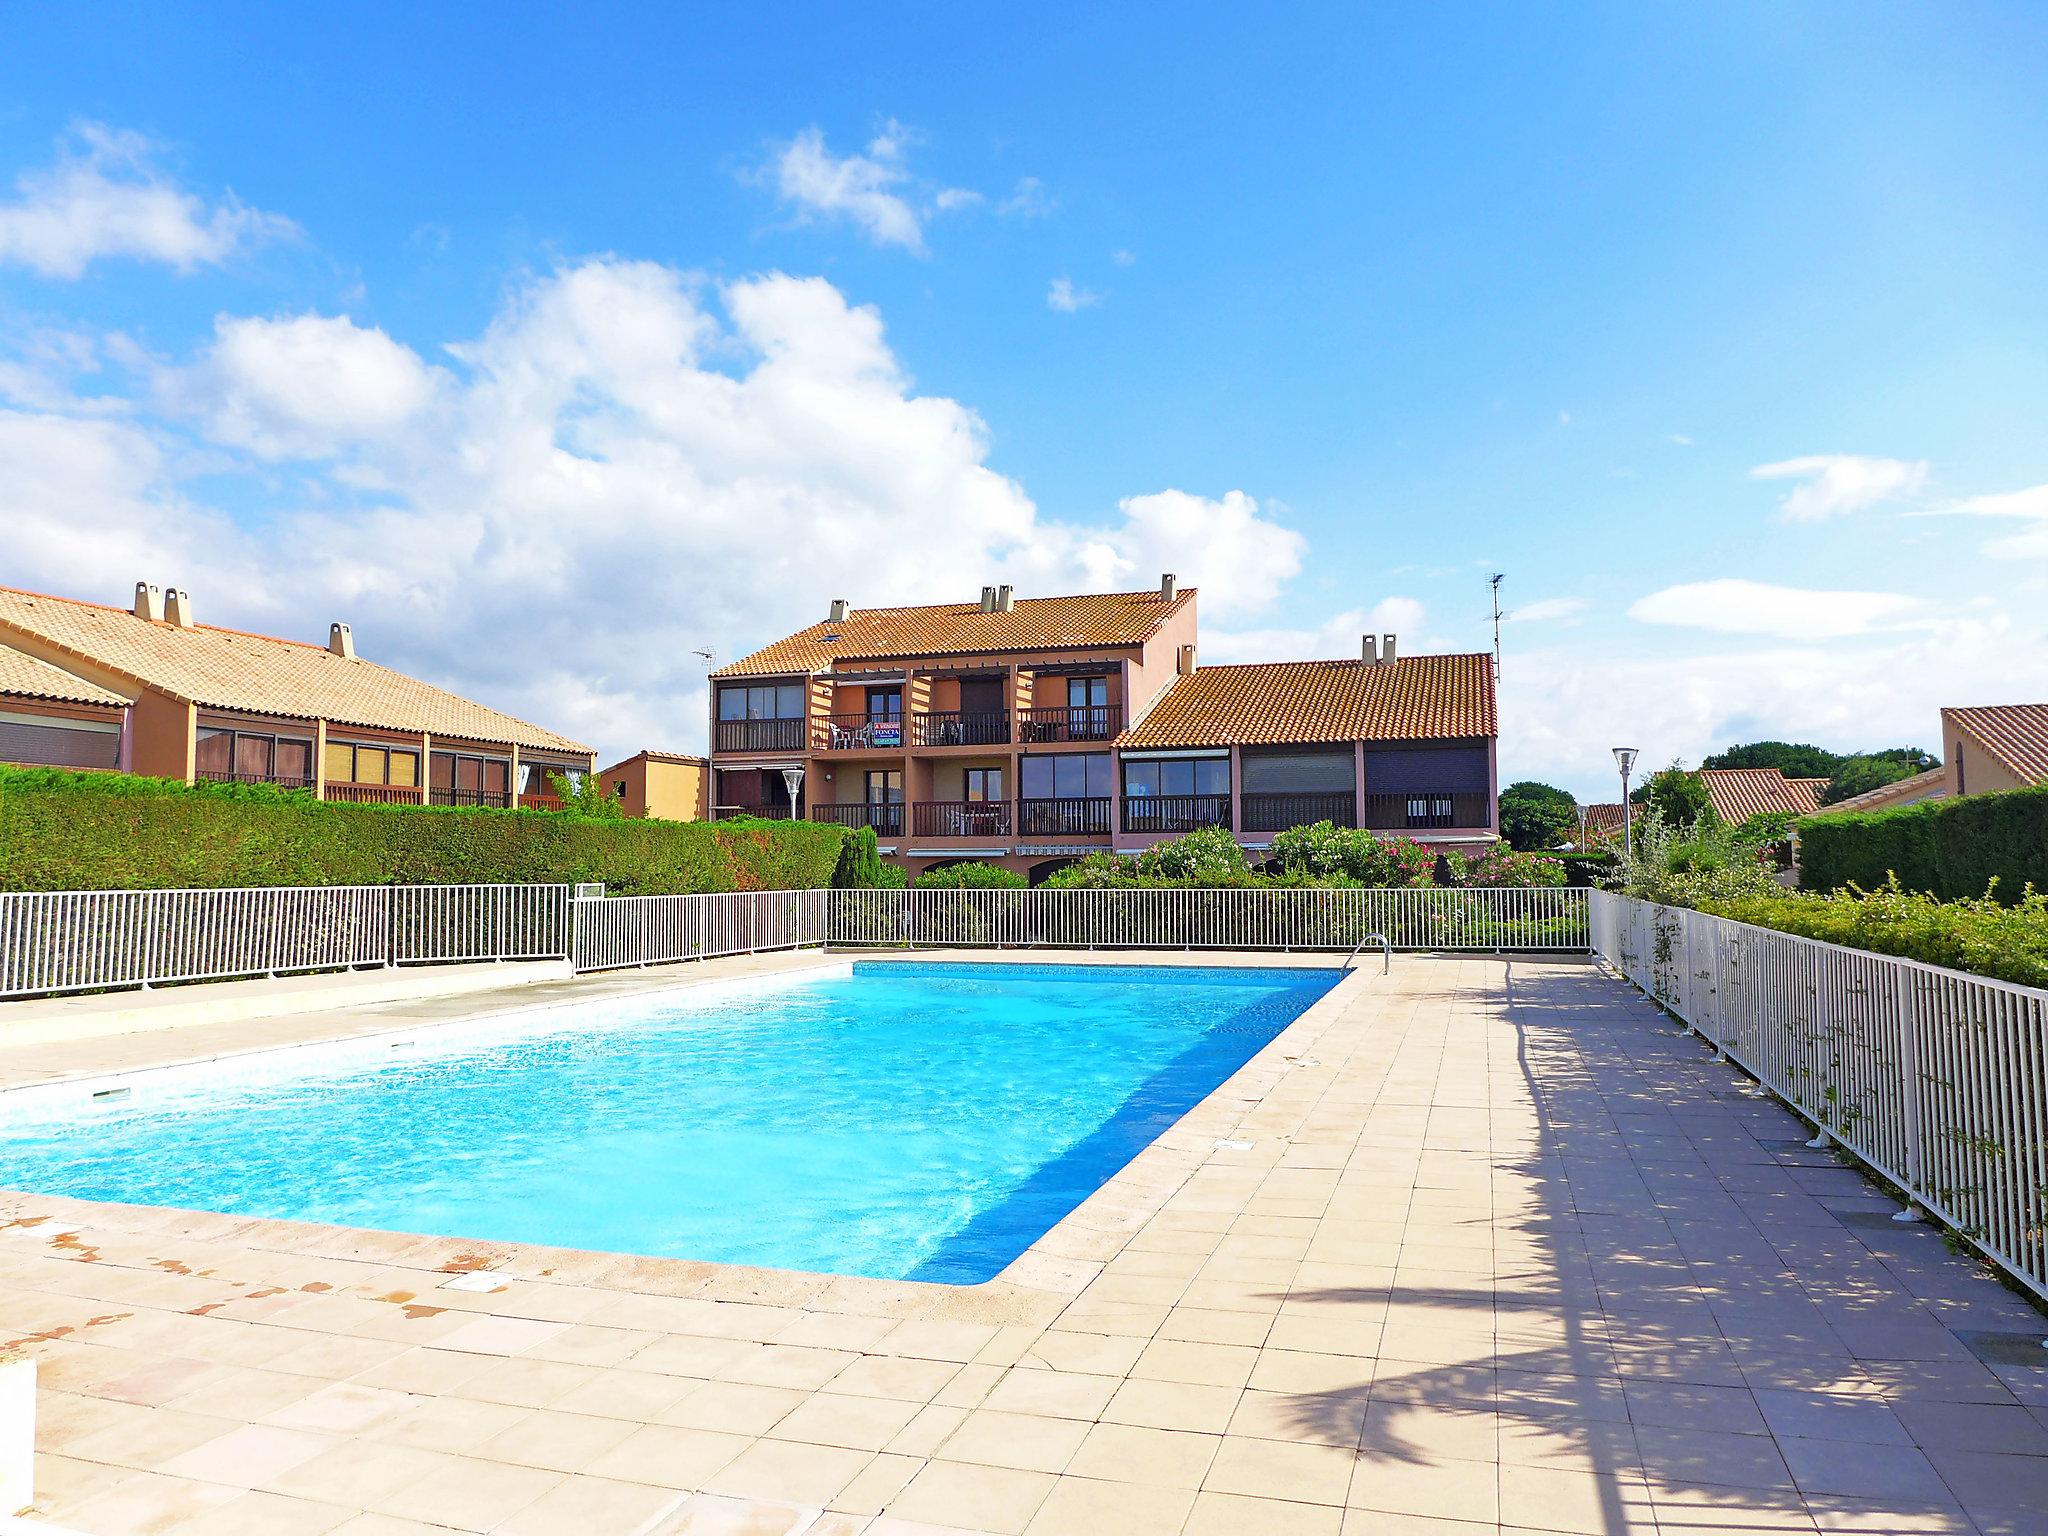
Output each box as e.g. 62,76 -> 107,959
1,960 -> 1340,1283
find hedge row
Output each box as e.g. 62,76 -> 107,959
1799,783 -> 2048,902
1699,884 -> 2048,990
0,767 -> 846,894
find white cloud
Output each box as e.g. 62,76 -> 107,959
1111,249 -> 1136,267
1206,598 -> 1431,666
766,125 -> 927,253
1914,482 -> 2048,559
1628,578 -> 1922,640
1502,613 -> 2040,799
997,177 -> 1053,218
1047,277 -> 1098,313
0,123 -> 293,278
1509,597 -> 1588,624
1749,453 -> 1929,522
2,260 -> 1304,759
1665,432 -> 1693,446
163,313 -> 445,460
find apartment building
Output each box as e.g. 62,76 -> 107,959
709,577 -> 1499,880
0,582 -> 594,805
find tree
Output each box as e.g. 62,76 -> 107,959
1637,762 -> 1714,830
1821,754 -> 1927,805
1497,781 -> 1577,850
1701,741 -> 1844,779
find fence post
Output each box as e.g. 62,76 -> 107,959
1893,965 -> 1926,1222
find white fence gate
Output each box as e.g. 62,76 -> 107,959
570,889 -> 828,972
1591,890 -> 2048,1305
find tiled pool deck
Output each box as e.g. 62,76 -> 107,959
4,951 -> 2047,1536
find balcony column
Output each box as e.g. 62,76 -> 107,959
313,719 -> 329,801
1229,746 -> 1244,838
1354,740 -> 1367,831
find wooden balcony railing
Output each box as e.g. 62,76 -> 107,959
518,793 -> 566,812
714,803 -> 797,820
429,787 -> 513,809
818,714 -> 906,751
912,800 -> 1012,837
1240,791 -> 1357,832
1014,705 -> 1122,744
1123,793 -> 1232,834
714,718 -> 806,754
912,710 -> 1010,748
197,771 -> 314,791
1017,796 -> 1113,837
324,783 -> 421,805
1361,791 -> 1492,831
810,801 -> 905,835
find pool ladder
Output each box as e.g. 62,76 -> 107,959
1344,932 -> 1391,975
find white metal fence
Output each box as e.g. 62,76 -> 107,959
1591,890 -> 2048,1305
0,884 -> 572,999
824,885 -> 1589,951
571,890 -> 828,972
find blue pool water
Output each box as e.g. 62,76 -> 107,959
0,961 -> 1337,1283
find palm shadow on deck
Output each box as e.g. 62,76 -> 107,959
1259,961 -> 2048,1535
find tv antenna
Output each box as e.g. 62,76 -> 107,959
1489,573 -> 1504,684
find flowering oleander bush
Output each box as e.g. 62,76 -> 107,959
1443,846 -> 1565,887
1267,823 -> 1438,886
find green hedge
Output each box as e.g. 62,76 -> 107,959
1800,784 -> 2048,901
1700,884 -> 2048,990
0,767 -> 845,894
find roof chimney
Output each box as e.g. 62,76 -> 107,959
1161,572 -> 1177,601
827,598 -> 850,623
328,622 -> 355,660
1361,634 -> 1378,665
1177,642 -> 1197,676
1381,633 -> 1397,664
996,583 -> 1014,613
132,581 -> 163,623
165,588 -> 195,629
979,585 -> 998,613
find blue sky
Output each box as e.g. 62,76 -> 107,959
4,3 -> 2047,795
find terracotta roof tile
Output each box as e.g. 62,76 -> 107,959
1811,764 -> 1949,815
1580,802 -> 1628,843
0,643 -> 130,708
1944,703 -> 2048,787
1699,767 -> 1827,823
0,588 -> 589,754
1120,654 -> 1495,748
715,588 -> 1193,676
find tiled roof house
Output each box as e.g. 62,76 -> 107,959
0,582 -> 593,806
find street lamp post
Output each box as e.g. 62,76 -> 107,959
1612,747 -> 1639,859
780,765 -> 805,821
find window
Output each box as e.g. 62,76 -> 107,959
965,767 -> 1004,802
322,741 -> 418,787
866,688 -> 902,720
1240,750 -> 1352,793
195,726 -> 314,784
718,684 -> 805,721
430,750 -> 512,805
1021,753 -> 1112,798
1123,757 -> 1228,797
1067,677 -> 1107,709
864,770 -> 903,803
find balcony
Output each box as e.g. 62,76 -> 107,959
1017,796 -> 1113,837
912,710 -> 1010,748
197,771 -> 314,792
819,714 -> 906,752
1123,793 -> 1231,835
1241,791 -> 1357,833
1015,705 -> 1122,744
714,802 -> 797,820
517,792 -> 566,812
715,718 -> 806,754
429,788 -> 513,809
324,783 -> 422,805
811,801 -> 905,836
1361,791 -> 1492,831
912,800 -> 1012,838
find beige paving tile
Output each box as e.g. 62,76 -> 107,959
887,1459 -> 1058,1535
366,1453 -> 563,1530
769,1390 -> 926,1452
701,1437 -> 875,1506
1065,1421 -> 1219,1488
174,1488 -> 359,1535
157,1422 -> 336,1489
492,1472 -> 688,1534
1349,1450 -> 1500,1525
1185,1490 -> 1346,1535
977,1367 -> 1119,1421
587,1424 -> 755,1489
937,1408 -> 1090,1475
1021,1474 -> 1196,1536
472,1406 -> 638,1472
1204,1434 -> 1357,1505
1101,1376 -> 1244,1434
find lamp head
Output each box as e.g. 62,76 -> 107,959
1612,746 -> 1639,778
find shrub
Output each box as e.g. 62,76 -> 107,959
1445,846 -> 1565,887
1800,784 -> 2048,902
830,826 -> 906,888
912,861 -> 1027,889
1698,881 -> 2048,990
1268,823 -> 1437,887
0,766 -> 844,894
1604,811 -> 1782,906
